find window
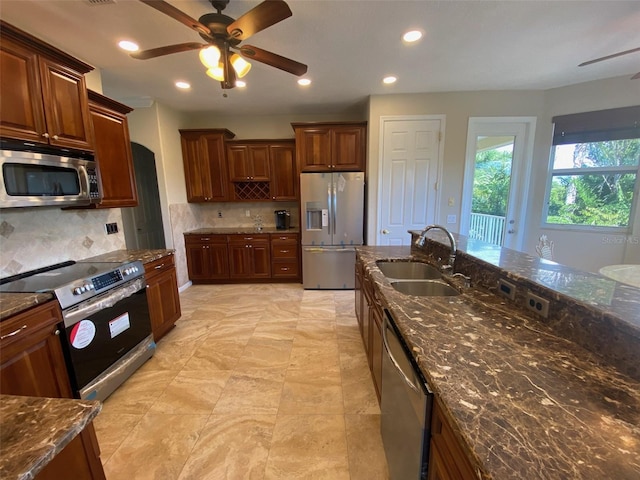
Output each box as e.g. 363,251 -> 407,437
544,106 -> 640,230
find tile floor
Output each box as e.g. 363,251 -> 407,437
93,283 -> 389,480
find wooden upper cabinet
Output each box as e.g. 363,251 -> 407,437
180,129 -> 235,202
88,91 -> 137,208
292,122 -> 366,172
227,143 -> 270,181
0,21 -> 94,152
269,142 -> 297,201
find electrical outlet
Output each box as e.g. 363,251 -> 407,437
218,210 -> 222,218
105,222 -> 118,235
447,214 -> 456,224
525,291 -> 549,318
497,279 -> 516,300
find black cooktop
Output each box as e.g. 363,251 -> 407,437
0,261 -> 127,293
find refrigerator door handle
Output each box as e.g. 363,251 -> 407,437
327,182 -> 332,235
332,181 -> 337,237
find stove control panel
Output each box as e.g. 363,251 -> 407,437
67,261 -> 145,300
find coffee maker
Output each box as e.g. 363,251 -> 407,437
274,210 -> 291,230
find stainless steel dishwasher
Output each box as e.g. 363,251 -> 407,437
381,309 -> 433,480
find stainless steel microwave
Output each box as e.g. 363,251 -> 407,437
0,148 -> 101,208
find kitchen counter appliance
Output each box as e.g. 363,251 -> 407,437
381,310 -> 433,479
0,260 -> 154,401
0,141 -> 101,208
300,172 -> 364,289
275,209 -> 291,230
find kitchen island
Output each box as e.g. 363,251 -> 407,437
0,395 -> 103,480
356,238 -> 640,479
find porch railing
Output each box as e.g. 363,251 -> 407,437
469,212 -> 506,246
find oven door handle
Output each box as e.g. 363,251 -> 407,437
62,277 -> 146,328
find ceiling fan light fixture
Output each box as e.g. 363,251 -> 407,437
206,65 -> 225,82
230,53 -> 251,78
235,80 -> 247,88
199,46 -> 221,68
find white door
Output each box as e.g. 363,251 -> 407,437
460,117 -> 536,251
377,117 -> 444,245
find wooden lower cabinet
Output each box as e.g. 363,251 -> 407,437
370,292 -> 383,403
0,301 -> 106,479
357,259 -> 382,404
428,398 -> 477,480
185,232 -> 300,283
144,254 -> 181,342
228,234 -> 271,279
185,234 -> 230,281
270,233 -> 300,279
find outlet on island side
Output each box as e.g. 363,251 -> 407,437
525,291 -> 550,318
105,222 -> 118,235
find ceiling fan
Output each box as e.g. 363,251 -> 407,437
578,47 -> 640,80
131,0 -> 308,89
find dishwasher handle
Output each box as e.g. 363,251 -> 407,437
382,311 -> 422,394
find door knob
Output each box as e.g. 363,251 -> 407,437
381,229 -> 390,234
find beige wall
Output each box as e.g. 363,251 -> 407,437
366,76 -> 639,272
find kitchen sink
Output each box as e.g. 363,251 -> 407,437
391,280 -> 460,297
376,261 -> 442,280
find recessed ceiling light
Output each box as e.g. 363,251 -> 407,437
403,30 -> 423,43
383,76 -> 397,85
118,40 -> 139,52
297,78 -> 311,86
175,81 -> 191,89
235,80 -> 246,88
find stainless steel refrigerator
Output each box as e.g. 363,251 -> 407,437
301,172 -> 365,289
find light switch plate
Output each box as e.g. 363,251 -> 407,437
105,222 -> 118,235
447,214 -> 456,224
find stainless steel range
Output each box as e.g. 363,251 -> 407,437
0,260 -> 155,401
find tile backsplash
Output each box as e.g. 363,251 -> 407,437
0,207 -> 125,277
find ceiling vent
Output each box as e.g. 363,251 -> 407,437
85,0 -> 116,5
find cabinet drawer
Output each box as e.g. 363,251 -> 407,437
144,254 -> 175,277
185,234 -> 226,244
1,301 -> 61,358
271,261 -> 299,278
272,244 -> 298,259
227,234 -> 269,244
271,233 -> 298,243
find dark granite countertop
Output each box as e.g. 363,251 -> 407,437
356,244 -> 640,480
81,248 -> 175,264
0,395 -> 101,480
0,293 -> 55,320
185,227 -> 300,235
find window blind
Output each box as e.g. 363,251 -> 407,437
552,105 -> 640,145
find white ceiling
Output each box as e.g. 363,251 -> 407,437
1,0 -> 639,116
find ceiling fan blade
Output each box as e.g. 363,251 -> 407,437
239,45 -> 307,76
139,0 -> 212,37
227,0 -> 292,41
130,42 -> 206,60
578,47 -> 640,66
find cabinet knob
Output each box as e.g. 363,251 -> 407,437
42,132 -> 50,138
53,135 -> 59,140
54,329 -> 60,336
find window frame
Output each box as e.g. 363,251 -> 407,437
542,142 -> 640,233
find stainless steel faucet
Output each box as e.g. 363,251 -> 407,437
415,224 -> 457,269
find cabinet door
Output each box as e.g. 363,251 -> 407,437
361,274 -> 373,358
0,301 -> 72,399
185,242 -> 212,280
207,242 -> 230,279
181,132 -> 229,202
38,57 -> 93,151
251,242 -> 271,278
227,144 -> 251,181
355,260 -> 364,339
248,145 -> 270,180
332,126 -> 365,171
371,299 -> 383,403
89,96 -> 138,208
269,143 -> 297,201
228,243 -> 253,278
296,127 -> 331,172
0,36 -> 47,143
145,257 -> 181,342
